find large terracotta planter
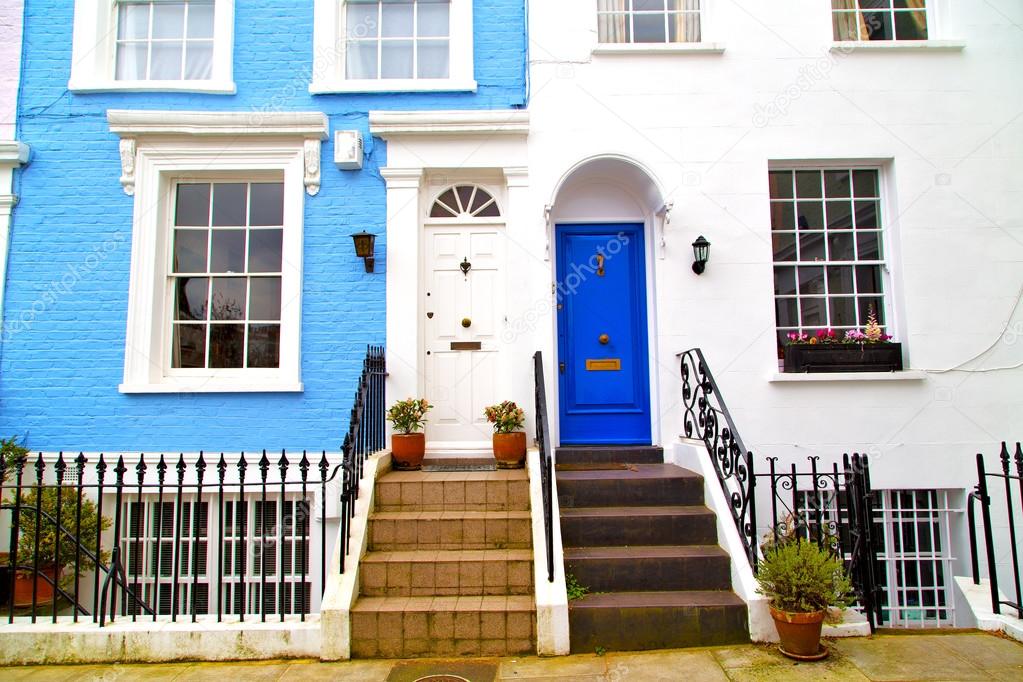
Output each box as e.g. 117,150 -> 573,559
391,433 -> 426,471
492,432 -> 526,469
770,606 -> 827,659
13,565 -> 58,607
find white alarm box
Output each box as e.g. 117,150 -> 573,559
334,130 -> 364,170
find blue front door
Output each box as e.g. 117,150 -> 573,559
556,224 -> 651,445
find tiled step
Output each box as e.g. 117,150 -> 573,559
567,590 -> 749,652
565,545 -> 731,592
369,510 -> 532,550
555,446 -> 664,465
559,505 -> 717,547
557,464 -> 704,508
360,549 -> 534,597
375,469 -> 529,512
351,595 -> 536,658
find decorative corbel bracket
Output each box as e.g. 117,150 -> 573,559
543,204 -> 552,261
118,138 -> 137,196
656,201 -> 673,260
303,138 -> 322,196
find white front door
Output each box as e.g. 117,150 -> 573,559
423,226 -> 504,450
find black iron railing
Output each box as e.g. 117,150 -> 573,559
968,441 -> 1023,619
679,348 -> 756,565
533,351 -> 554,583
339,345 -> 387,573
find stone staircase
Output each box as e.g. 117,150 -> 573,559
557,446 -> 749,652
350,466 -> 537,658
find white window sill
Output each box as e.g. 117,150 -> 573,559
593,42 -> 726,55
309,79 -> 478,94
768,370 -> 927,383
119,381 -> 304,394
68,79 -> 237,94
830,40 -> 965,53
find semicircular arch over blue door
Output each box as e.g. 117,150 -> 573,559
556,223 -> 651,445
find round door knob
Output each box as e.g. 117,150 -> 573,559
598,333 -> 610,345
462,318 -> 472,328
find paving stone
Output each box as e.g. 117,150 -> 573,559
604,650 -> 728,681
497,654 -> 606,678
927,632 -> 1023,669
173,662 -> 292,681
831,635 -> 992,681
279,660 -> 394,681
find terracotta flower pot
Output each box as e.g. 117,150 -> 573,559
13,565 -> 58,607
493,432 -> 526,469
391,433 -> 426,471
770,606 -> 827,658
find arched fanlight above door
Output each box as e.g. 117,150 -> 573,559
429,184 -> 502,219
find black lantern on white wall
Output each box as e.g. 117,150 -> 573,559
691,235 -> 710,275
352,231 -> 376,273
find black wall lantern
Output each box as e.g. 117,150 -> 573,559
352,230 -> 376,273
691,235 -> 711,275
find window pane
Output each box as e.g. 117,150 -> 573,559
826,200 -> 853,230
116,43 -> 149,80
857,232 -> 882,259
598,14 -> 631,43
795,170 -> 822,198
418,0 -> 450,37
247,325 -> 281,369
799,232 -> 826,261
635,0 -> 666,10
858,297 -> 885,325
863,11 -> 894,40
828,232 -> 856,260
856,265 -> 882,294
175,184 -> 211,226
211,230 -> 245,273
854,200 -> 880,229
212,183 -> 248,226
249,229 -> 283,273
832,11 -> 859,40
768,171 -> 794,199
798,266 -> 825,295
250,183 -> 284,226
796,201 -> 824,230
174,231 -> 208,273
347,41 -> 378,79
800,298 -> 827,327
469,188 -> 496,214
770,202 -> 794,231
418,40 -> 450,79
831,297 -> 857,326
668,11 -> 701,42
853,170 -> 879,197
209,324 -> 244,368
772,233 -> 796,262
895,10 -> 927,40
150,42 -> 184,80
347,1 -> 380,38
633,14 -> 666,43
187,2 -> 216,39
381,41 -> 414,78
118,4 -> 150,40
827,266 -> 854,294
249,278 -> 282,321
774,266 -> 796,296
824,170 -> 851,198
153,3 -> 186,39
185,42 -> 213,80
211,278 -> 247,320
172,324 -> 207,368
381,1 -> 414,37
175,277 -> 209,320
775,299 -> 799,328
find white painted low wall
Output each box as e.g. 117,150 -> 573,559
527,447 -> 570,656
955,575 -> 1023,643
0,617 -> 320,665
319,450 -> 391,660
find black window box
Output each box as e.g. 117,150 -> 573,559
783,343 -> 904,373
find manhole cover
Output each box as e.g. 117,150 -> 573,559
413,677 -> 471,682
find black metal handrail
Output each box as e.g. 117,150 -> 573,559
678,348 -> 756,566
533,351 -> 554,583
339,345 -> 387,573
968,441 -> 1023,619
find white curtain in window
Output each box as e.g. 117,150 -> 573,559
832,0 -> 868,40
674,0 -> 701,43
598,0 -> 628,44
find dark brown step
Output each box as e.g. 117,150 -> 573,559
557,464 -> 704,508
565,545 -> 731,592
556,446 -> 664,465
559,506 -> 717,547
567,590 -> 749,652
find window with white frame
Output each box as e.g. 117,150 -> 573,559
109,110 -> 326,393
69,0 -> 234,93
597,0 -> 703,44
310,0 -> 474,93
832,0 -> 928,42
769,167 -> 890,350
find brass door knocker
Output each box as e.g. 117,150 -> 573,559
596,253 -> 605,277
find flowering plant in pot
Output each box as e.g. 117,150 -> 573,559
755,536 -> 853,660
386,398 -> 431,470
783,308 -> 901,373
484,401 -> 526,469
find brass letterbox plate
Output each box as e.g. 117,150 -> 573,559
450,341 -> 482,351
586,358 -> 621,371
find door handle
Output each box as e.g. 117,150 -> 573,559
559,362 -> 565,374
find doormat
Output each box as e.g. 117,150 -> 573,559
386,660 -> 498,682
422,463 -> 497,472
555,463 -> 635,471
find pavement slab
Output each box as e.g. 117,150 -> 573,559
831,635 -> 994,681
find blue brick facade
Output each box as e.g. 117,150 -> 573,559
1,1 -> 527,451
